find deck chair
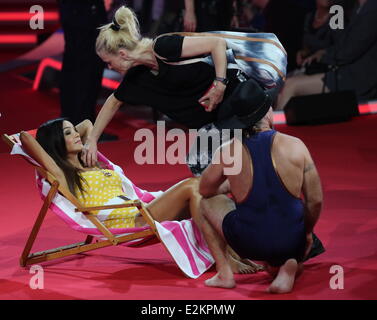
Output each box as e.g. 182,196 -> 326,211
2,131 -> 214,279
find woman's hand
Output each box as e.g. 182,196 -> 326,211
296,48 -> 311,66
81,138 -> 98,168
296,50 -> 305,66
79,93 -> 122,167
181,36 -> 228,110
302,49 -> 326,67
183,8 -> 197,32
76,120 -> 96,166
198,82 -> 226,112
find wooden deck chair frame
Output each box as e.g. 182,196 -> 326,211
2,133 -> 160,268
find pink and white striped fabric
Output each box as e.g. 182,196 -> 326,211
11,143 -> 214,278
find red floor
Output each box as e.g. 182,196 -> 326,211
0,72 -> 377,300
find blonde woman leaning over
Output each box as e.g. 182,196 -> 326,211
82,6 -> 276,176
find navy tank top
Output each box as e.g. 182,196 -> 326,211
222,130 -> 306,266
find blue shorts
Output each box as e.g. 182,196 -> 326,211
222,209 -> 307,267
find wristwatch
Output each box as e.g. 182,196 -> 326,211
214,76 -> 229,85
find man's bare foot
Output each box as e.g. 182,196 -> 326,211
268,259 -> 298,294
228,255 -> 262,274
205,272 -> 236,289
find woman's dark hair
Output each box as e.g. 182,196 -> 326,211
36,118 -> 87,197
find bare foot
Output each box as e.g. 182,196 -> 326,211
226,246 -> 265,273
228,255 -> 262,274
205,272 -> 236,289
268,259 -> 298,294
241,259 -> 266,272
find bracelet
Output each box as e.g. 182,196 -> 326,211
214,76 -> 229,85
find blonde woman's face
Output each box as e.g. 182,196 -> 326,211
62,121 -> 83,154
99,50 -> 132,75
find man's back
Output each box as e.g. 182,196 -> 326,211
226,130 -> 310,203
219,129 -> 309,265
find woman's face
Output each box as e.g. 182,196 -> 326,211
98,50 -> 133,75
62,121 -> 83,154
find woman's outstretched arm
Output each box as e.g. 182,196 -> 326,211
82,93 -> 123,167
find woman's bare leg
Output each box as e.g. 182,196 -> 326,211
145,177 -> 201,222
227,247 -> 265,273
276,73 -> 329,110
144,178 -> 233,223
141,180 -> 258,274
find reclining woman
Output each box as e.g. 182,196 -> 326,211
20,118 -> 262,274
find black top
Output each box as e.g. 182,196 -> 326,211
114,34 -> 239,128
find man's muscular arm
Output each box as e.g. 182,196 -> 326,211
298,140 -> 323,258
301,144 -> 323,234
199,147 -> 226,198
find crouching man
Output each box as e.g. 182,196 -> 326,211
195,85 -> 324,293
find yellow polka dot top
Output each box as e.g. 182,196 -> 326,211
75,169 -> 140,229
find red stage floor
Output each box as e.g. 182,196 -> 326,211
0,71 -> 376,300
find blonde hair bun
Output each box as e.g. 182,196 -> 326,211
96,6 -> 143,54
114,6 -> 140,41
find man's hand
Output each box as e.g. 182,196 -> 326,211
198,82 -> 226,112
302,49 -> 326,67
303,232 -> 313,260
81,138 -> 98,168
